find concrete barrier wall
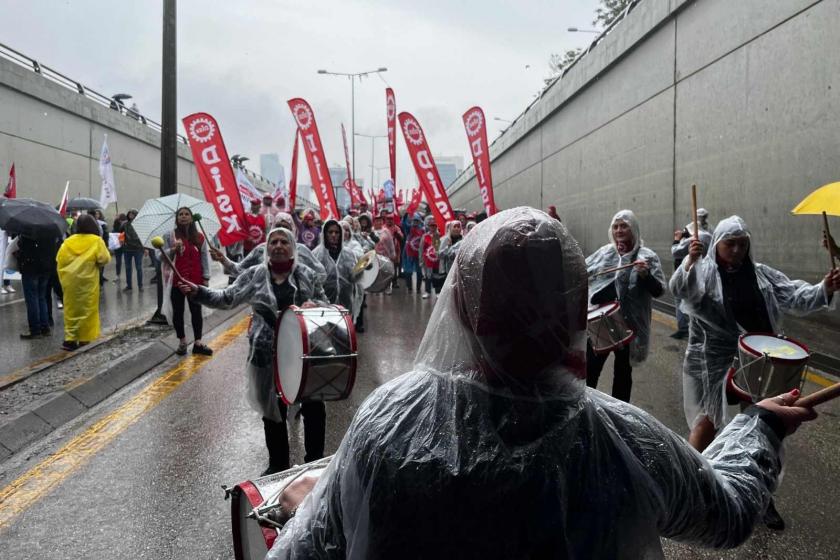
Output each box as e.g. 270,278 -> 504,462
0,55 -> 273,219
449,0 -> 839,290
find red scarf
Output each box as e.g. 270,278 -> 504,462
270,259 -> 294,274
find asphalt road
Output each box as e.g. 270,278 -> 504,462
0,288 -> 838,559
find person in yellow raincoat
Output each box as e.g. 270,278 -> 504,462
57,214 -> 111,351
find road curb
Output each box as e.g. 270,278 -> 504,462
0,305 -> 247,458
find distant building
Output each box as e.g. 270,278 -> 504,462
260,153 -> 285,185
435,155 -> 464,189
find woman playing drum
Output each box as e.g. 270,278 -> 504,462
585,210 -> 665,402
670,215 -> 840,528
180,227 -> 328,475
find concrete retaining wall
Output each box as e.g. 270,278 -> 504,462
449,0 -> 839,294
0,55 -> 273,218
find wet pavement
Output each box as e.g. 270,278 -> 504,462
0,287 -> 839,559
0,257 -> 227,377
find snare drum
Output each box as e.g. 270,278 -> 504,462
274,305 -> 357,405
359,252 -> 395,293
727,333 -> 810,403
229,457 -> 332,560
586,302 -> 635,354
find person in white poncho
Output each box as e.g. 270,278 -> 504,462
266,207 -> 817,559
585,210 -> 665,402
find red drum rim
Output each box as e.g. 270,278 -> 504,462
231,480 -> 276,560
586,300 -> 620,322
738,333 -> 810,365
591,331 -> 635,355
726,366 -> 754,403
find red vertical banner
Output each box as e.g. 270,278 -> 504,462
4,163 -> 16,198
397,112 -> 454,232
462,107 -> 498,216
183,112 -> 248,246
386,88 -> 397,188
287,98 -> 340,220
289,130 -> 299,211
406,188 -> 422,217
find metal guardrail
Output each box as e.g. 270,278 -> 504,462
0,41 -> 279,191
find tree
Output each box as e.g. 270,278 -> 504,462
545,48 -> 582,84
593,0 -> 631,28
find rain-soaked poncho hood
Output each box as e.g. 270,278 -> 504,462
587,210 -> 665,364
313,220 -> 361,316
271,207 -> 789,559
670,215 -> 832,428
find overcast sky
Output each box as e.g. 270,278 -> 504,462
5,0 -> 602,190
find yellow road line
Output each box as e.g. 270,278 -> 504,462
0,316 -> 249,531
652,310 -> 837,388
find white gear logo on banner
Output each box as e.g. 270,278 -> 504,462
189,117 -> 215,143
387,94 -> 396,121
464,110 -> 483,138
402,119 -> 424,146
292,104 -> 313,130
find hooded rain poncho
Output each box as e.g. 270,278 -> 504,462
56,234 -> 111,342
270,208 -> 786,559
669,215 -> 833,429
193,228 -> 326,421
586,210 -> 665,365
312,220 -> 361,317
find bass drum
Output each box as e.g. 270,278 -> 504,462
727,333 -> 809,403
229,457 -> 332,560
274,305 -> 357,405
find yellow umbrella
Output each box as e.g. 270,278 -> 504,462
791,181 -> 840,268
791,181 -> 840,215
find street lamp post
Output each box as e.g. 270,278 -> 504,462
567,27 -> 600,33
317,67 -> 387,189
355,133 -> 387,193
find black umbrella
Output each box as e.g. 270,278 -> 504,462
66,197 -> 102,211
0,198 -> 67,239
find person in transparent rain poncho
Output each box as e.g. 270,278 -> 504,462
265,207 -> 819,560
207,212 -> 326,290
312,219 -> 362,318
437,219 -> 464,279
585,210 -> 665,402
179,228 -> 328,475
670,216 -> 839,450
670,208 -> 713,339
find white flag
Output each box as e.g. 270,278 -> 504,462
235,167 -> 262,201
99,135 -> 117,207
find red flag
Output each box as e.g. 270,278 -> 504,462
182,112 -> 248,246
462,107 -> 498,216
4,164 -> 16,198
58,181 -> 69,218
287,98 -> 340,220
406,188 -> 423,217
397,112 -> 455,232
340,124 -> 362,206
289,130 -> 299,211
386,88 -> 397,188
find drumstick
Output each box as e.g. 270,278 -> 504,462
822,211 -> 836,270
192,213 -> 222,252
593,260 -> 645,276
691,184 -> 699,242
150,236 -> 188,285
794,381 -> 840,408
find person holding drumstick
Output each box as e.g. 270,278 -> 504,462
670,208 -> 713,339
585,210 -> 665,402
670,215 -> 839,528
179,227 -> 327,476
267,207 -> 818,559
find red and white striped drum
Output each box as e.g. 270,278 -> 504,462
228,457 -> 332,560
727,333 -> 810,403
274,305 -> 357,405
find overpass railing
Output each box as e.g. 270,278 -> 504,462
0,41 -> 279,191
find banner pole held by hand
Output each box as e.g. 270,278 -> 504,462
691,184 -> 699,242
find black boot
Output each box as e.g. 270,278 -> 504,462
262,416 -> 290,476
763,499 -> 785,531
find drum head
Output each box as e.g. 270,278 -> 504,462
740,334 -> 809,361
232,482 -> 275,560
276,309 -> 305,403
587,301 -> 618,322
359,252 -> 380,290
